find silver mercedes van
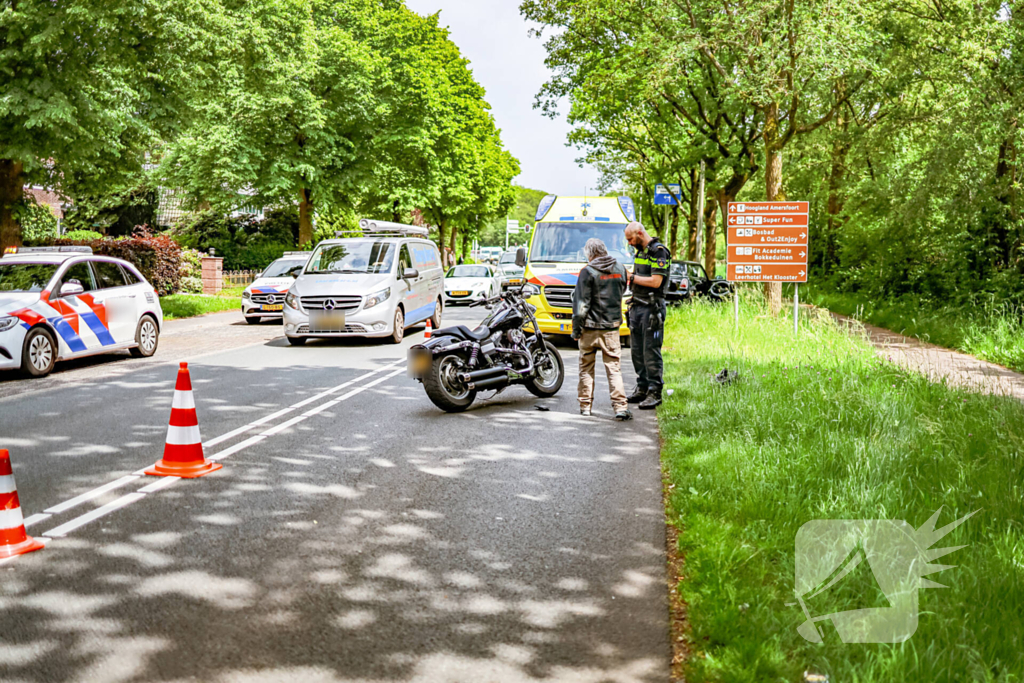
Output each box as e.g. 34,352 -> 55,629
282,221 -> 443,345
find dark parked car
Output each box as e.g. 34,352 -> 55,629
666,260 -> 734,303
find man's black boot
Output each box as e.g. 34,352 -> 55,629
639,388 -> 662,410
627,386 -> 647,404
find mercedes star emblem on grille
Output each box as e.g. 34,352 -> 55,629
324,300 -> 336,310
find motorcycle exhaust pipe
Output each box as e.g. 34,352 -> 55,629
470,374 -> 510,391
460,366 -> 509,383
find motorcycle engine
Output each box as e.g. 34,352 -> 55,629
480,331 -> 503,360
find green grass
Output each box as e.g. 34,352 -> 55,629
660,297 -> 1024,682
160,287 -> 243,320
807,290 -> 1024,373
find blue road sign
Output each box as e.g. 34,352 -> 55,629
654,184 -> 682,206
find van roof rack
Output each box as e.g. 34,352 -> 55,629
282,251 -> 312,257
3,246 -> 93,255
358,219 -> 429,237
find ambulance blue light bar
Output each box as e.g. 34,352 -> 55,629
617,197 -> 636,222
535,195 -> 557,222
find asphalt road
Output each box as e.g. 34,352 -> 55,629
1,306 -> 669,683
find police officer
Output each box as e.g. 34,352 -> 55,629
624,221 -> 671,409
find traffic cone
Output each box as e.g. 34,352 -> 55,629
0,449 -> 45,559
424,318 -> 432,339
145,363 -> 222,478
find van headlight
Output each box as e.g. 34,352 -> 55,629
364,287 -> 390,309
285,291 -> 301,311
0,316 -> 17,332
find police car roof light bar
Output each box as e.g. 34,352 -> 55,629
357,219 -> 429,237
282,251 -> 312,257
3,246 -> 93,255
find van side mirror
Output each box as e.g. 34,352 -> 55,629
515,248 -> 526,268
402,266 -> 419,280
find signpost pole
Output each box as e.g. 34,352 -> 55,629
793,283 -> 799,336
734,287 -> 739,334
695,162 -> 705,261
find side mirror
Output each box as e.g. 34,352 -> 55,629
521,283 -> 539,298
515,247 -> 526,268
60,281 -> 85,297
402,267 -> 419,280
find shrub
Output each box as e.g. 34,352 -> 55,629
178,247 -> 204,294
53,226 -> 182,295
62,229 -> 103,241
15,196 -> 59,242
171,207 -> 300,269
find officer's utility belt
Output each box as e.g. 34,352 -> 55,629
630,295 -> 664,306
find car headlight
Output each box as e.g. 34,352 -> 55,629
0,316 -> 18,332
285,291 -> 301,311
364,287 -> 390,309
242,290 -> 251,300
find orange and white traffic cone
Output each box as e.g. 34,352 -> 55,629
424,318 -> 432,339
0,449 -> 45,559
145,363 -> 222,478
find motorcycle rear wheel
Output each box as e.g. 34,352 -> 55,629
525,340 -> 564,398
423,352 -> 477,412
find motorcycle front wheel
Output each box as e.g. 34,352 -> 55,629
423,352 -> 478,412
525,340 -> 564,398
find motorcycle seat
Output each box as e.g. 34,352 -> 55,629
435,324 -> 492,341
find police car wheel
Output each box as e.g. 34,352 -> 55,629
244,315 -> 262,325
129,316 -> 160,358
22,327 -> 57,378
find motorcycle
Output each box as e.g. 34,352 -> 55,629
408,249 -> 564,413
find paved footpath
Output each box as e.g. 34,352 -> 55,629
826,309 -> 1024,401
1,307 -> 670,683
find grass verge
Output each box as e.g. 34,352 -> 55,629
807,290 -> 1024,373
160,287 -> 244,320
660,297 -> 1024,682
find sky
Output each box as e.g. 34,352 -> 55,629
404,0 -> 601,197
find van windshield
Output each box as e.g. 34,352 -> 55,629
306,241 -> 395,275
529,223 -> 633,264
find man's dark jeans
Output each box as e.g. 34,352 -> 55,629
628,299 -> 666,391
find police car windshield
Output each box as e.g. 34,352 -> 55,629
529,223 -> 633,264
306,241 -> 395,275
263,260 -> 305,278
447,266 -> 490,278
0,263 -> 60,292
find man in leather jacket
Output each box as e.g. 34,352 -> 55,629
571,238 -> 632,421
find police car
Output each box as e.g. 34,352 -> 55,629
241,252 -> 310,324
0,246 -> 163,377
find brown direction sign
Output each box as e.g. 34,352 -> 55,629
727,201 -> 809,283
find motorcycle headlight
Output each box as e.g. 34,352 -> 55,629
285,291 -> 301,311
0,316 -> 18,332
364,287 -> 390,309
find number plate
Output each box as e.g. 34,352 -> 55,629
450,291 -> 469,296
408,348 -> 433,377
310,311 -> 346,331
261,304 -> 283,311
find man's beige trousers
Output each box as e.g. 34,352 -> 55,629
577,329 -> 628,411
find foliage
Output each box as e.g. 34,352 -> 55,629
172,208 -> 299,270
14,195 -> 58,242
0,0 -> 227,248
63,182 -> 159,237
478,185 -> 548,247
61,230 -> 104,242
179,247 -> 204,294
660,297 -> 1024,682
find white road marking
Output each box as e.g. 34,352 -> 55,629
43,493 -> 146,538
30,361 -> 409,547
22,513 -> 51,528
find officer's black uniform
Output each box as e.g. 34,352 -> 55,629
628,237 -> 671,408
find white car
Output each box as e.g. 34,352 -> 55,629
0,247 -> 163,377
442,264 -> 500,305
241,252 -> 310,324
283,221 -> 444,345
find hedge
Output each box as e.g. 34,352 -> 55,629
52,234 -> 182,295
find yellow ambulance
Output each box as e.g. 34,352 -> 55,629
524,195 -> 636,339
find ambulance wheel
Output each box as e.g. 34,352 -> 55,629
245,315 -> 262,325
287,336 -> 307,346
621,334 -> 631,349
22,327 -> 57,378
130,315 -> 160,358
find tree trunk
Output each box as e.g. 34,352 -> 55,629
298,188 -> 313,246
461,230 -> 470,261
704,195 -> 718,277
437,220 -> 448,268
686,168 -> 698,260
763,102 -> 784,314
825,137 -> 849,273
669,203 -> 680,256
449,223 -> 458,264
0,160 -> 25,251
